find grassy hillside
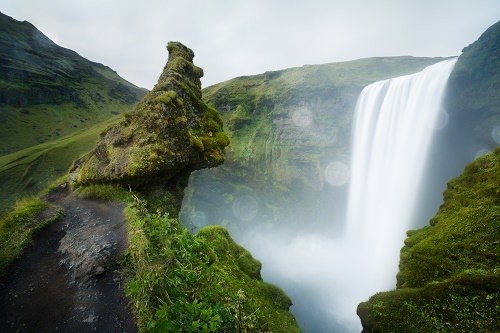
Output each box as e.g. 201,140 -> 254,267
357,148 -> 500,333
0,116 -> 120,215
0,12 -> 146,155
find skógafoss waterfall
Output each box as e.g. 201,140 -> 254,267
340,58 -> 458,328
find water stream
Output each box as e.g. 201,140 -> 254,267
182,58 -> 458,332
253,59 -> 457,332
340,57 -> 458,330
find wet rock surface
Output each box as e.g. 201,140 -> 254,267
0,185 -> 136,332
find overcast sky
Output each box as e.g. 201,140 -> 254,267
2,0 -> 499,89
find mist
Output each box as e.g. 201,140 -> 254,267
179,57 -> 498,332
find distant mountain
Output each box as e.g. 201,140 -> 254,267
0,12 -> 146,155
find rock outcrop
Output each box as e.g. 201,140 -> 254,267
72,42 -> 229,186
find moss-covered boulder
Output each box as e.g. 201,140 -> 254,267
72,42 -> 229,186
357,148 -> 500,333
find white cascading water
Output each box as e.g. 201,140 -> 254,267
340,58 -> 457,325
218,59 -> 458,333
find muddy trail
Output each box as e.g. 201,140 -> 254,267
0,185 -> 137,332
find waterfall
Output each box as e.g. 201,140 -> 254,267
343,58 -> 457,307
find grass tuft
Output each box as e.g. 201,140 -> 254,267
0,197 -> 63,274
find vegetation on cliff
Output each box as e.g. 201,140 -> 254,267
357,148 -> 500,333
122,193 -> 299,332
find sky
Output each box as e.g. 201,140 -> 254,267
2,0 -> 499,89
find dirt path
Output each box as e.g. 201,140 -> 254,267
0,185 -> 137,332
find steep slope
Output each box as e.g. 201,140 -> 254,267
0,12 -> 146,155
447,19 -> 500,149
357,148 -> 499,333
422,20 -> 500,214
182,56 -> 446,234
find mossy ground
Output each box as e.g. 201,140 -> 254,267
357,148 -> 500,333
123,193 -> 300,332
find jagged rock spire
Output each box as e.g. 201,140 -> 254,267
72,42 -> 229,186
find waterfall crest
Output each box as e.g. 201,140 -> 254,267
345,58 -> 457,295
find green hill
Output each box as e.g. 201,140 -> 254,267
0,12 -> 146,156
0,116 -> 120,216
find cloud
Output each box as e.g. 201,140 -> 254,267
2,0 -> 499,89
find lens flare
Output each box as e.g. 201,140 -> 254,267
324,161 -> 350,187
491,125 -> 500,144
433,108 -> 449,130
292,107 -> 313,127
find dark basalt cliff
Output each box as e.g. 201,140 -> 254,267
72,42 -> 229,186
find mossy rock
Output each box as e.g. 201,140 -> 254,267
73,42 -> 229,186
195,225 -> 299,332
357,148 -> 500,332
358,270 -> 499,333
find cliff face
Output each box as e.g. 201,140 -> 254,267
182,56 -> 445,234
73,42 -> 229,187
425,20 -> 500,202
447,20 -> 500,149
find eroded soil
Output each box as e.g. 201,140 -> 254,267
0,185 -> 136,332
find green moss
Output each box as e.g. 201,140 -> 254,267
358,148 -> 500,332
0,197 -> 63,274
397,149 -> 500,288
124,203 -> 299,332
155,90 -> 177,105
358,270 -> 499,333
74,42 -> 229,187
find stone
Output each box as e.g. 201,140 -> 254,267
72,42 -> 229,187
